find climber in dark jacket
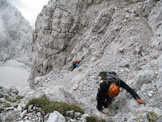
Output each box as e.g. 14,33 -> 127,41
71,59 -> 80,71
96,72 -> 146,114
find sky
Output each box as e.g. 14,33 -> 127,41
8,0 -> 49,27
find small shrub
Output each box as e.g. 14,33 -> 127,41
86,116 -> 106,122
25,96 -> 84,118
5,96 -> 9,99
0,94 -> 3,98
14,105 -> 18,108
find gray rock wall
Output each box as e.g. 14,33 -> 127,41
0,0 -> 33,62
29,0 -> 162,121
31,0 -> 161,78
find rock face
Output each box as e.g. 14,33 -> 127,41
0,86 -> 22,122
0,0 -> 32,62
30,0 -> 162,121
30,0 -> 162,78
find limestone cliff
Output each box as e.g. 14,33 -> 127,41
29,0 -> 162,121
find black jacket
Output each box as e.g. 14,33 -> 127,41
96,79 -> 140,111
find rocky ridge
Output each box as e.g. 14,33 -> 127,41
28,0 -> 162,121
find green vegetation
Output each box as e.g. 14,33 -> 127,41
86,116 -> 106,122
4,95 -> 24,103
4,103 -> 11,108
14,105 -> 18,108
25,96 -> 84,118
0,94 -> 3,98
0,101 -> 4,104
5,96 -> 17,103
16,95 -> 24,100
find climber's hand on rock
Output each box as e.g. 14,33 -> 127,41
136,98 -> 146,106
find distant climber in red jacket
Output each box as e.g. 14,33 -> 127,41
71,59 -> 80,71
96,72 -> 146,114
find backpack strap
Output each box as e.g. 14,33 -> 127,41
104,72 -> 121,86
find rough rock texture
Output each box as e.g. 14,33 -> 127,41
29,0 -> 162,121
0,0 -> 33,62
0,86 -> 23,122
47,111 -> 66,122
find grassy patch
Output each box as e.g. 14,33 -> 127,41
4,103 -> 11,108
5,96 -> 17,103
0,101 -> 4,104
86,116 -> 106,122
0,94 -> 3,98
16,95 -> 24,100
25,96 -> 84,118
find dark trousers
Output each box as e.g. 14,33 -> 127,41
71,63 -> 76,71
102,95 -> 112,108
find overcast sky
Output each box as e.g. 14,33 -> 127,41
8,0 -> 49,27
